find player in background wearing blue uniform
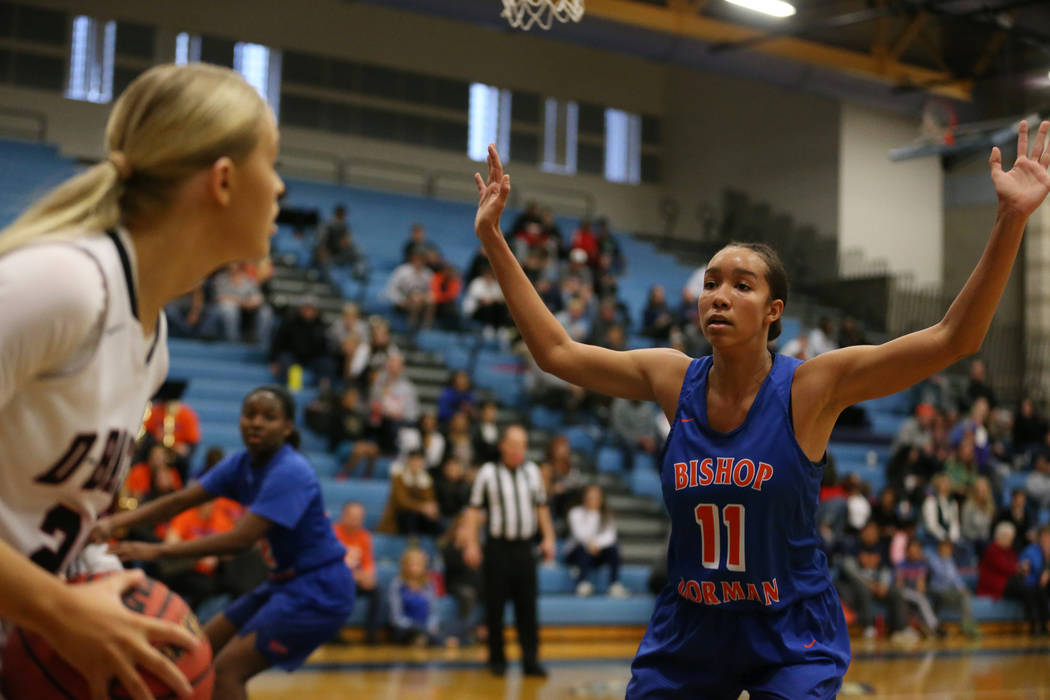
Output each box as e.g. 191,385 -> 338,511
94,385 -> 354,699
473,121 -> 1050,698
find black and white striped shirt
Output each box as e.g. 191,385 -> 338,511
469,461 -> 547,540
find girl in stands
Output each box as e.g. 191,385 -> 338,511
473,121 -> 1050,698
94,385 -> 354,700
0,63 -> 283,699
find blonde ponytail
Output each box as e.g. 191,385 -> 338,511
0,63 -> 266,258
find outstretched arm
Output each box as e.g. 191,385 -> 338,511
110,512 -> 272,562
474,146 -> 690,419
801,121 -> 1050,414
92,482 -> 213,542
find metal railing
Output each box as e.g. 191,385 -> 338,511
277,146 -> 596,217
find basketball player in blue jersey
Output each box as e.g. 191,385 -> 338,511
474,121 -> 1050,698
93,385 -> 354,700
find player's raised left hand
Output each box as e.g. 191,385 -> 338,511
109,541 -> 162,562
474,144 -> 511,239
990,120 -> 1050,217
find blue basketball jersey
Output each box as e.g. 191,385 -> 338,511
660,354 -> 832,612
199,444 -> 346,574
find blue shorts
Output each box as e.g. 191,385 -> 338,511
224,560 -> 355,670
627,584 -> 850,699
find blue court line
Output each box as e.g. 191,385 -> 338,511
300,645 -> 1050,673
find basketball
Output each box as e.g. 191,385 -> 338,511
2,575 -> 214,700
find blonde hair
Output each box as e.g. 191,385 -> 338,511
0,63 -> 267,257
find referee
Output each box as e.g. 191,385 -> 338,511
463,424 -> 556,677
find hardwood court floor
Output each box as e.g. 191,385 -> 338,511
249,634 -> 1050,699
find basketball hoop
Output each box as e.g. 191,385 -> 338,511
501,0 -> 584,31
920,99 -> 958,146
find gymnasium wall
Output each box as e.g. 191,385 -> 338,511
839,103 -> 943,287
5,0 -> 942,285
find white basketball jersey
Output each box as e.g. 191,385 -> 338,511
0,229 -> 168,576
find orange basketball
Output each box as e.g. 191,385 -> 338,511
2,575 -> 214,700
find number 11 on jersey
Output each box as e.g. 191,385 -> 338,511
694,503 -> 746,572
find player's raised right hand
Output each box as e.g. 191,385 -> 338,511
474,144 -> 511,239
40,568 -> 198,700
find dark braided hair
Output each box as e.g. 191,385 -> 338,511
719,241 -> 789,341
243,384 -> 301,449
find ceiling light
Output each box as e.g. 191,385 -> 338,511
725,0 -> 796,18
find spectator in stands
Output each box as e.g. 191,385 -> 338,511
311,386 -> 379,476
610,397 -> 660,470
642,285 -> 674,341
978,522 -> 1043,635
1018,525 -> 1050,635
269,297 -> 336,390
887,444 -> 941,509
471,400 -> 501,467
522,247 -> 555,286
166,283 -> 220,340
961,476 -> 997,554
837,316 -> 868,347
593,257 -> 621,301
1026,452 -> 1050,509
510,200 -> 543,239
892,403 -> 937,454
316,204 -> 366,279
966,358 -> 997,410
143,381 -> 201,481
561,248 -> 594,293
556,297 -> 591,343
923,474 -> 961,544
433,457 -> 472,519
589,297 -> 627,347
539,208 -> 564,259
871,487 -> 904,543
336,331 -> 369,388
387,547 -> 441,646
778,332 -> 811,361
895,537 -> 939,636
570,219 -> 599,267
437,371 -> 475,424
680,314 -> 711,358
368,354 -> 420,454
398,412 -> 445,470
162,496 -> 239,610
995,489 -> 1036,552
386,252 -> 434,332
512,221 -> 548,262
430,261 -> 462,329
540,435 -> 585,525
1013,397 -> 1047,459
945,435 -> 979,497
442,513 -> 483,646
462,262 -> 510,339
443,411 -> 475,470
329,302 -> 369,352
593,218 -> 624,275
377,450 -> 442,536
565,485 -> 628,599
332,502 -> 382,644
682,265 -> 706,304
929,538 -> 980,638
401,223 -> 441,269
950,397 -> 992,473
808,316 -> 838,356
836,521 -> 912,642
361,317 -> 401,386
125,445 -> 184,504
843,473 -> 872,535
214,262 -> 274,344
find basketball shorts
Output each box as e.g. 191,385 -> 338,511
225,560 -> 355,670
627,584 -> 850,699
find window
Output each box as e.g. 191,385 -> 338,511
604,108 -> 642,184
67,15 -> 115,103
468,82 -> 511,162
234,42 -> 282,118
541,97 -> 578,174
174,32 -> 201,64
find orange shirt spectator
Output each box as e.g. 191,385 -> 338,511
144,400 -> 201,458
332,502 -> 377,592
430,266 -> 462,305
125,445 -> 183,501
167,499 -> 238,574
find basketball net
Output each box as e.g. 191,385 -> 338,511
501,0 -> 585,31
920,99 -> 958,146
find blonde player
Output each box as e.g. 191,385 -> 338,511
0,63 -> 284,700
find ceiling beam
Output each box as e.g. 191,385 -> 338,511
888,11 -> 930,61
583,0 -> 971,100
